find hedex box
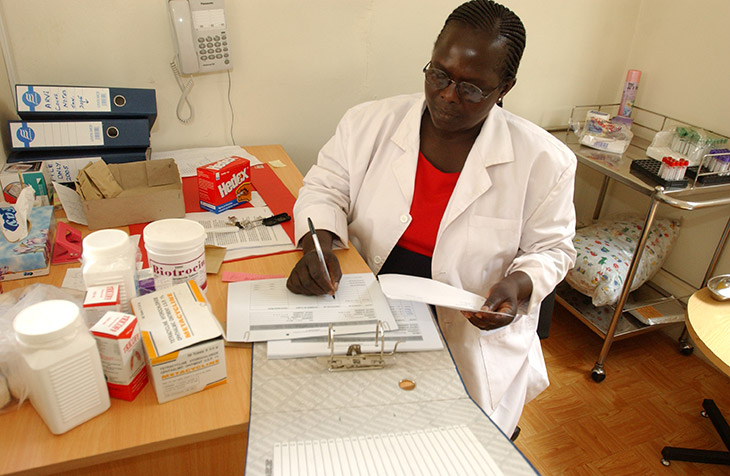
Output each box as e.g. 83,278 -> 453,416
196,156 -> 251,214
90,311 -> 148,401
131,280 -> 226,404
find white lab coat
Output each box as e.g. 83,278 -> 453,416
294,93 -> 577,434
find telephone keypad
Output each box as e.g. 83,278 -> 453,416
195,30 -> 230,71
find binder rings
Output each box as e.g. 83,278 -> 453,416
9,119 -> 150,151
8,148 -> 150,183
15,85 -> 157,127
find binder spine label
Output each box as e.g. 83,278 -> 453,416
10,122 -> 105,149
17,85 -> 111,113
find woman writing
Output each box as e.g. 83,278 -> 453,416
287,0 -> 576,436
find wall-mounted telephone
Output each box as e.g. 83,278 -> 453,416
168,0 -> 232,75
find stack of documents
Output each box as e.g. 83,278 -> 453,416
186,202 -> 294,258
225,273 -> 444,357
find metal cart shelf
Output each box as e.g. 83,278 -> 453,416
556,104 -> 730,382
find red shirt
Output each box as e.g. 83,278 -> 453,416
397,151 -> 460,257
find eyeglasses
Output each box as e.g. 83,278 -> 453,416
422,62 -> 500,103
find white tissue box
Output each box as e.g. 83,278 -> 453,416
0,205 -> 54,281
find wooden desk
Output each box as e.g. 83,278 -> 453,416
0,145 -> 369,476
686,287 -> 730,377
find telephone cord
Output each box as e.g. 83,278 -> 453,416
170,58 -> 194,124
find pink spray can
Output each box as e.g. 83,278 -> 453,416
618,69 -> 641,118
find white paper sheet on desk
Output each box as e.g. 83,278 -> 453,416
378,273 -> 488,312
186,206 -> 293,251
267,298 -> 443,359
226,273 -> 398,342
53,182 -> 87,225
151,146 -> 262,178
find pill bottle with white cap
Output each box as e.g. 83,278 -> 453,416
13,300 -> 110,435
82,229 -> 138,313
143,218 -> 207,292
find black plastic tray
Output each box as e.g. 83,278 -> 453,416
630,159 -> 688,190
686,165 -> 730,185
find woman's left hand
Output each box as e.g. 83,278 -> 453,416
461,271 -> 532,331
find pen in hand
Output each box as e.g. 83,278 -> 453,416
307,217 -> 336,298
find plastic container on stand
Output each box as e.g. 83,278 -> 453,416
13,300 -> 110,435
82,229 -> 138,313
143,218 -> 207,292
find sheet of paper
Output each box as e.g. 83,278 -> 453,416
378,273 -> 487,312
222,271 -> 286,282
266,298 -> 443,359
186,207 -> 292,251
223,243 -> 297,262
151,146 -> 262,178
62,267 -> 86,291
226,273 -> 397,342
53,182 -> 88,225
272,425 -> 503,476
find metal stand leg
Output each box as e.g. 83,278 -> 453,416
591,190 -> 661,382
661,400 -> 730,466
677,214 -> 730,356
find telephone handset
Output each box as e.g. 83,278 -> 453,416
168,0 -> 232,75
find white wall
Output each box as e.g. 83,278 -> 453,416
0,0 -> 639,174
0,0 -> 727,288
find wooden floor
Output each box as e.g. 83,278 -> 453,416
514,303 -> 730,475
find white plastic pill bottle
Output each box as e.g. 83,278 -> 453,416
143,218 -> 207,292
13,300 -> 110,435
82,229 -> 138,313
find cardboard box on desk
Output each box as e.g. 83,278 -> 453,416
131,280 -> 226,404
0,205 -> 54,281
80,158 -> 185,230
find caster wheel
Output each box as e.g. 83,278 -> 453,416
661,458 -> 670,466
679,343 -> 694,356
701,410 -> 708,418
591,369 -> 606,383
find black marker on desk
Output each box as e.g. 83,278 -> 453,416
307,217 -> 336,299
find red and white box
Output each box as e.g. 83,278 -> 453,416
83,284 -> 122,326
196,156 -> 251,213
90,311 -> 148,401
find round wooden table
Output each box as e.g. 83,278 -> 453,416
660,287 -> 730,467
686,287 -> 730,377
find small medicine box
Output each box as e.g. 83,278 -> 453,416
197,156 -> 251,214
0,162 -> 52,205
90,311 -> 149,401
0,205 -> 54,281
132,280 -> 226,404
83,284 -> 122,326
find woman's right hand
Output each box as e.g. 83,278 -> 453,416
286,230 -> 342,296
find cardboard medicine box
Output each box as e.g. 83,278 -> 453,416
0,205 -> 54,281
84,284 -> 122,326
197,156 -> 251,213
80,158 -> 185,230
132,280 -> 226,404
0,162 -> 52,205
90,311 -> 149,401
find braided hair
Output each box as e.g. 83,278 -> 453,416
437,0 -> 526,82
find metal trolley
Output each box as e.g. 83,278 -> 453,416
556,104 -> 730,382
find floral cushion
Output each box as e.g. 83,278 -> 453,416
565,214 -> 681,307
